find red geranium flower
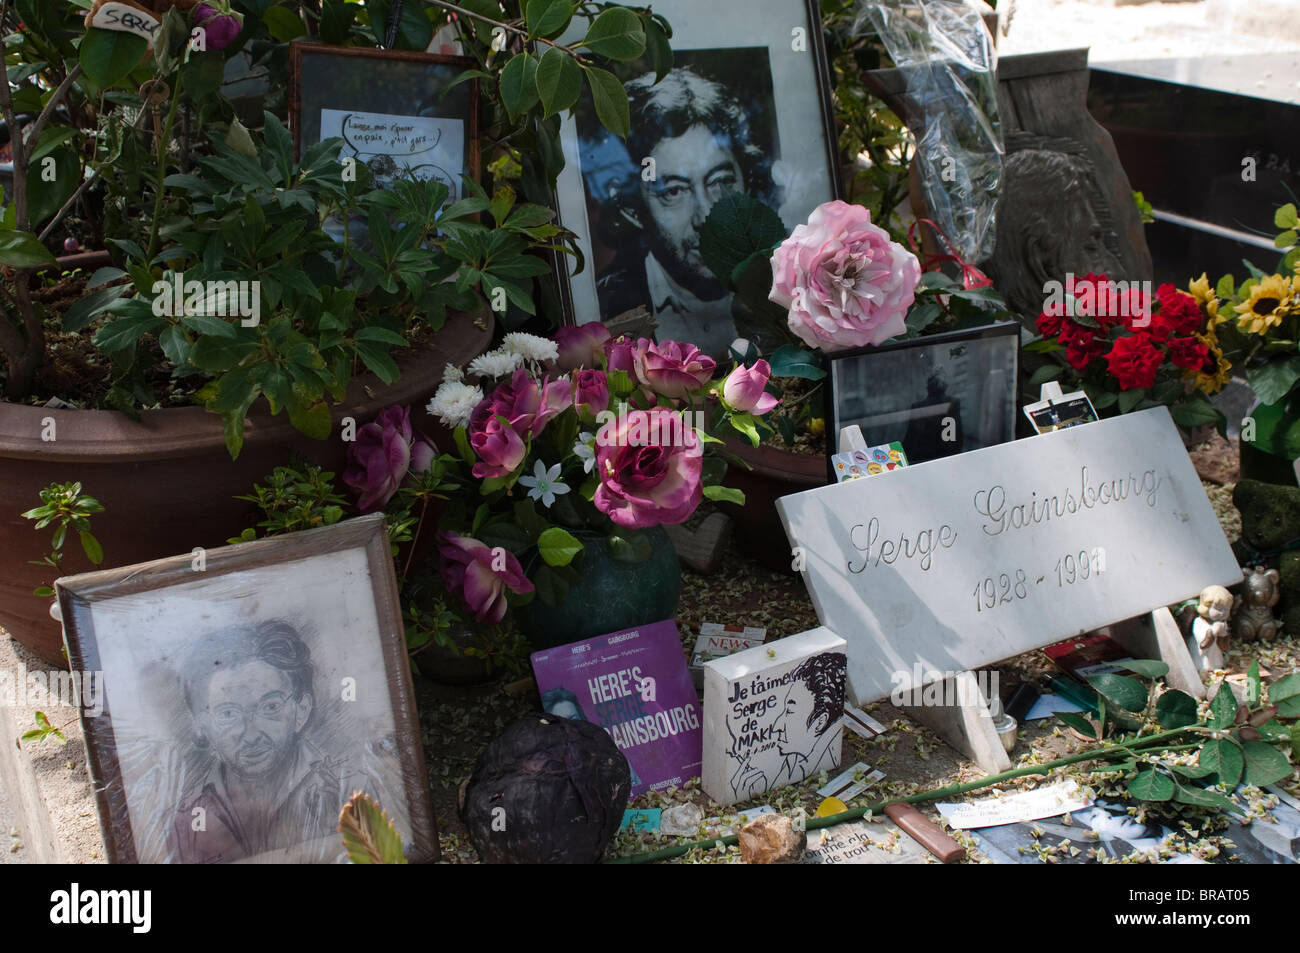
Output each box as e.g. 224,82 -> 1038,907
1151,284 -> 1202,338
1105,334 -> 1164,390
1060,324 -> 1106,372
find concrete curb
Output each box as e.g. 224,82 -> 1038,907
0,632 -> 106,863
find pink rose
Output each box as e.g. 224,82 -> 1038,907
721,360 -> 781,415
633,338 -> 717,401
342,405 -> 436,513
438,531 -> 534,625
574,368 -> 610,417
769,200 -> 921,352
193,2 -> 244,51
468,404 -> 526,479
604,334 -> 637,374
555,322 -> 611,371
485,368 -> 571,440
593,409 -> 702,529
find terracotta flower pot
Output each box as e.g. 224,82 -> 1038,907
0,307 -> 493,664
717,437 -> 827,573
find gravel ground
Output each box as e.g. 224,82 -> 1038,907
0,771 -> 28,864
422,466 -> 1300,864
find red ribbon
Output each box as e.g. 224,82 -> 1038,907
906,218 -> 993,290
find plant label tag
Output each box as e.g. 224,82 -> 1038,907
89,2 -> 160,47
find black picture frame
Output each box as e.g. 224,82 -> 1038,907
56,515 -> 438,865
288,42 -> 480,197
550,0 -> 843,357
826,322 -> 1022,483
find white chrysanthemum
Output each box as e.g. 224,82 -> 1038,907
501,332 -> 559,363
467,348 -> 524,379
426,381 -> 484,429
442,363 -> 464,384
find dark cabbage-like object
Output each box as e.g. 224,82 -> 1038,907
461,713 -> 631,864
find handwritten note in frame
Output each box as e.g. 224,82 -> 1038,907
289,43 -> 480,198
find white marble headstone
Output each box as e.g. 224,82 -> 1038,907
701,627 -> 847,807
777,407 -> 1241,705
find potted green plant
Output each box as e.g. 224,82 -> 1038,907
0,0 -> 674,662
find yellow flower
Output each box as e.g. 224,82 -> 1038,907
1234,274 -> 1296,334
1190,331 -> 1231,395
1187,273 -> 1223,326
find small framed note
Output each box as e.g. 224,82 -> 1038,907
289,42 -> 480,198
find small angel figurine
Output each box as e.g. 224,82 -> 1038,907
1188,585 -> 1233,672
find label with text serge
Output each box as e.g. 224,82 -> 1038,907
777,407 -> 1241,704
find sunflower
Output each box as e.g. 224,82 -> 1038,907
1234,274 -> 1296,334
1187,272 -> 1224,327
1190,331 -> 1232,394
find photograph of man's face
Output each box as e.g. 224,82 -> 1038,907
574,51 -> 783,357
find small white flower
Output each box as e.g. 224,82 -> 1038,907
427,381 -> 484,429
442,363 -> 464,384
572,432 -> 597,473
518,459 -> 570,508
468,348 -> 524,379
502,332 -> 559,363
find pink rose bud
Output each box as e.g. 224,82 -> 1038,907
604,334 -> 637,375
574,368 -> 610,417
769,200 -> 921,352
467,403 -> 526,479
555,322 -> 611,371
193,2 -> 244,51
342,405 -> 436,512
632,338 -> 717,401
721,360 -> 781,415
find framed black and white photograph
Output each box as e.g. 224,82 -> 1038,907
289,42 -> 480,199
827,322 -> 1020,476
552,0 -> 842,357
56,515 -> 438,865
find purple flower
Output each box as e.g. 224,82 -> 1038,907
574,368 -> 610,417
721,360 -> 781,415
467,403 -> 527,479
554,322 -> 611,371
633,338 -> 717,401
193,1 -> 244,51
342,405 -> 436,513
438,531 -> 534,624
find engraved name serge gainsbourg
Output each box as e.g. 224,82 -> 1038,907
844,465 -> 1162,574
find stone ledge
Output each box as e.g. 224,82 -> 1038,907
0,632 -> 106,863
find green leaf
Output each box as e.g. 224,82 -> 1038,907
1210,681 -> 1239,729
1117,387 -> 1146,414
1199,737 -> 1244,788
702,485 -> 745,505
1173,783 -> 1241,814
1169,763 -> 1215,780
93,313 -> 165,354
1246,357 -> 1300,406
355,339 -> 400,385
526,0 -> 574,39
1241,740 -> 1293,787
79,27 -> 147,89
1269,672 -> 1300,702
1276,229 -> 1298,250
262,6 -> 306,40
643,17 -> 673,83
33,586 -> 55,599
453,426 -> 474,465
1128,769 -> 1175,802
80,531 -> 103,565
581,7 -> 645,60
499,53 -> 540,121
1120,659 -> 1169,679
699,193 -> 787,290
0,229 -> 57,269
1215,273 -> 1236,299
365,0 -> 432,50
1087,673 -> 1148,713
338,792 -> 408,864
287,399 -> 332,441
607,531 -> 653,563
1248,660 -> 1262,706
1276,203 -> 1299,229
538,526 -> 583,567
728,412 -> 761,447
535,46 -> 582,118
225,117 -> 259,158
1057,711 -> 1098,739
1242,399 -> 1300,459
583,65 -> 629,138
532,562 -> 576,605
1154,689 -> 1198,729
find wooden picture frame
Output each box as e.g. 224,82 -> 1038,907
288,41 -> 480,197
826,322 -> 1021,481
56,514 -> 438,864
550,0 -> 843,358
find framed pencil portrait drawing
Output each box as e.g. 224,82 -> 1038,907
56,515 -> 438,864
289,42 -> 480,199
827,322 -> 1021,479
552,0 -> 842,358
